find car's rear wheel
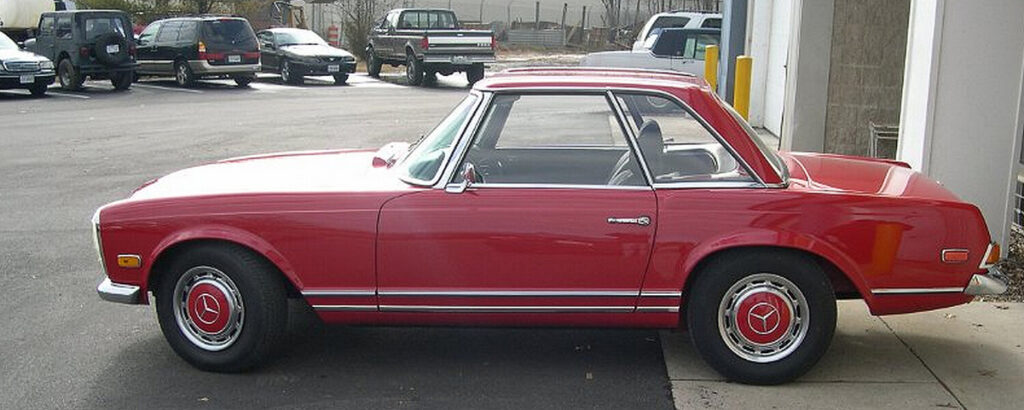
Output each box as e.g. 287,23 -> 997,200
155,244 -> 287,372
366,48 -> 382,78
174,61 -> 195,88
423,68 -> 437,86
28,82 -> 48,97
233,74 -> 254,87
110,71 -> 133,91
686,250 -> 836,385
466,63 -> 484,86
406,52 -> 423,86
333,73 -> 348,85
57,59 -> 83,91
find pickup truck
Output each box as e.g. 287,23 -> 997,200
366,8 -> 495,86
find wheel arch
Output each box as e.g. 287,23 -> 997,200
144,227 -> 303,302
680,240 -> 869,304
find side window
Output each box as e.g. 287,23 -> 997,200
458,94 -> 646,186
616,93 -> 754,184
177,21 -> 198,42
138,22 -> 161,45
155,21 -> 182,43
681,34 -> 719,60
55,17 -> 72,39
701,18 -> 722,29
39,16 -> 55,35
651,30 -> 685,57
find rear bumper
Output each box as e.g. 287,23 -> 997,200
422,54 -> 496,64
97,277 -> 142,304
964,267 -> 1010,296
79,63 -> 139,75
189,61 -> 260,76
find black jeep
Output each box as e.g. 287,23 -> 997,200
26,10 -> 138,91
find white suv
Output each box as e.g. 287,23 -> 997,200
632,11 -> 722,51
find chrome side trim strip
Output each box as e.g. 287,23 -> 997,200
870,287 -> 965,295
312,305 -> 378,312
466,183 -> 652,191
639,290 -> 682,298
302,290 -> 377,297
378,290 -> 639,297
635,306 -> 680,313
379,305 -> 635,313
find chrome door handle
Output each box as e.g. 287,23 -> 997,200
607,216 -> 651,226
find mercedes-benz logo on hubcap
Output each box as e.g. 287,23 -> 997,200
747,302 -> 781,335
194,293 -> 221,325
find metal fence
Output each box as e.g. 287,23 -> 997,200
506,29 -> 566,47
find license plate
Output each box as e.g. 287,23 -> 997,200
452,56 -> 469,64
328,64 -> 340,73
228,55 -> 241,63
106,44 -> 120,54
19,75 -> 34,84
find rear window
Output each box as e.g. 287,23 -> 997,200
398,11 -> 457,29
81,16 -> 129,41
200,19 -> 257,49
647,16 -> 690,38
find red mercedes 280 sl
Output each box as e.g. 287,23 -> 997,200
93,68 -> 1008,384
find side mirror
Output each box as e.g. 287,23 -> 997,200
445,163 -> 477,194
17,41 -> 25,49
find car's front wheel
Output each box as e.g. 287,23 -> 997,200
686,250 -> 836,385
57,59 -> 83,91
28,82 -> 48,97
155,244 -> 287,372
366,48 -> 382,78
333,73 -> 348,85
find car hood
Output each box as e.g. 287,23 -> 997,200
0,48 -> 49,63
281,44 -> 353,58
782,152 -> 960,201
129,149 -> 412,201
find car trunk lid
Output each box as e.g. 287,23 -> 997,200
782,152 -> 961,201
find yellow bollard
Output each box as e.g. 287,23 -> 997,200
704,45 -> 719,92
734,55 -> 752,120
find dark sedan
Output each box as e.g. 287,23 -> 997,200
257,28 -> 356,85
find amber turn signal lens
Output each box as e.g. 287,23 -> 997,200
941,249 -> 969,263
117,255 -> 141,269
985,243 -> 1001,266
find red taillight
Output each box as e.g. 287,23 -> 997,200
243,51 -> 260,59
490,36 -> 497,50
199,52 -> 226,61
420,36 -> 429,50
79,46 -> 90,57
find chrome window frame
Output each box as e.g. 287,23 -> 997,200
434,88 -> 655,191
608,88 -> 768,189
398,90 -> 489,187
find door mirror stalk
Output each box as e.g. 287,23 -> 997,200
445,163 -> 477,194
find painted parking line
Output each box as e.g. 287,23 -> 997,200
133,83 -> 204,94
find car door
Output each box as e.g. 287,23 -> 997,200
257,31 -> 278,71
153,20 -> 182,74
33,15 -> 57,61
54,15 -> 74,63
377,92 -> 658,318
672,32 -> 719,75
135,21 -> 161,74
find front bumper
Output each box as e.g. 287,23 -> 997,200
189,61 -> 260,76
293,60 -> 357,76
97,277 -> 142,304
0,72 -> 55,88
964,267 -> 1010,296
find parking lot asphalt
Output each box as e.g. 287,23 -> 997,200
0,74 -> 673,409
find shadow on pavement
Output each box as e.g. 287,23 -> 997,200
84,301 -> 674,409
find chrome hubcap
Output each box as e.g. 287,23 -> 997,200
176,65 -> 187,85
282,62 -> 290,81
718,273 -> 808,363
173,266 -> 244,351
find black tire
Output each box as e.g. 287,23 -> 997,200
110,71 -> 133,91
155,244 -> 288,372
405,52 -> 423,86
94,32 -> 130,66
366,48 -> 382,78
174,60 -> 195,88
685,250 -> 836,385
466,63 -> 485,85
28,82 -> 48,97
281,60 -> 300,85
333,73 -> 348,85
233,74 -> 254,87
57,59 -> 83,91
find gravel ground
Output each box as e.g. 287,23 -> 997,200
981,227 -> 1024,302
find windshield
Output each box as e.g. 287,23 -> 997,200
201,19 -> 257,50
275,30 -> 326,46
0,32 -> 17,50
398,94 -> 479,185
719,97 -> 789,183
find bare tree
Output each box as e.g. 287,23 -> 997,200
334,0 -> 396,59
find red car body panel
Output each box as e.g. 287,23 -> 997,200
95,69 -> 995,326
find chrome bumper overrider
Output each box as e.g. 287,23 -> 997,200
97,277 -> 142,304
964,267 -> 1010,296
